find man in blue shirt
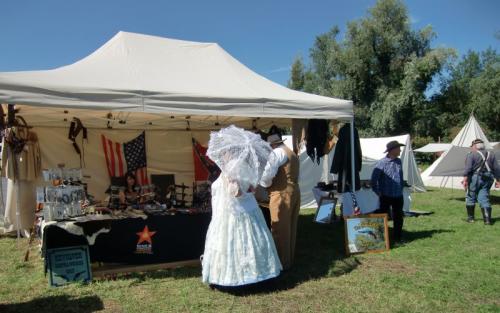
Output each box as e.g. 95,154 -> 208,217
462,139 -> 500,225
371,140 -> 405,242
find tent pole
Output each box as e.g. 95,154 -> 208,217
349,118 -> 355,193
16,180 -> 21,245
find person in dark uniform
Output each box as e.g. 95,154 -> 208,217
371,140 -> 406,242
462,139 -> 500,225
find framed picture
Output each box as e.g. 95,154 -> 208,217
344,213 -> 389,255
314,196 -> 337,224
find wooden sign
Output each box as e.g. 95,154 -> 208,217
344,214 -> 389,255
47,246 -> 92,287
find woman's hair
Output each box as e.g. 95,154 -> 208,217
125,172 -> 138,189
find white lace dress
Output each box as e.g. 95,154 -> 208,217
202,176 -> 282,286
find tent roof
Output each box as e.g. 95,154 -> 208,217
0,31 -> 352,120
450,115 -> 492,148
414,143 -> 452,153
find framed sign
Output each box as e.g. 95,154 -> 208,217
47,245 -> 92,287
344,214 -> 389,255
314,196 -> 337,224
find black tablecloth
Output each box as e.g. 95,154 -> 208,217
43,212 -> 211,265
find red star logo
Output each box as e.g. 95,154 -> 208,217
136,225 -> 156,245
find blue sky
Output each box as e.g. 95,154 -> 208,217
1,0 -> 498,86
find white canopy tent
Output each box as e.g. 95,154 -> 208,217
421,115 -> 497,189
0,32 -> 355,234
284,133 -> 424,209
0,31 -> 352,121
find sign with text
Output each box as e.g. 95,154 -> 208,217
47,246 -> 92,287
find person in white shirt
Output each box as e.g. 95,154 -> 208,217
260,134 -> 300,270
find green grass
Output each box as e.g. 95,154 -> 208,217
1,188 -> 499,313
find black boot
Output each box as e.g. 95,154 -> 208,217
466,205 -> 475,223
482,207 -> 492,225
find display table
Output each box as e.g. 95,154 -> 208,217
43,212 -> 211,273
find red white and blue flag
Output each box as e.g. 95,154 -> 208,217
101,131 -> 149,185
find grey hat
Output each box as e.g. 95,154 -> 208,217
267,134 -> 285,145
384,140 -> 405,153
471,138 -> 484,147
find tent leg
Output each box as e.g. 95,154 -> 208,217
349,118 -> 355,193
15,180 -> 21,245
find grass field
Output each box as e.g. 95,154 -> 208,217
1,188 -> 499,313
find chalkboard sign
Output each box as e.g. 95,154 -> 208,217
47,246 -> 92,287
344,214 -> 389,255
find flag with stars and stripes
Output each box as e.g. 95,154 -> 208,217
101,131 -> 149,185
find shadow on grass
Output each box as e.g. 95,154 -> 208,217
125,265 -> 201,283
0,295 -> 104,313
212,212 -> 360,296
216,215 -> 456,296
389,228 -> 454,249
449,194 -> 500,205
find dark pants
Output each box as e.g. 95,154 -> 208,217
376,195 -> 404,241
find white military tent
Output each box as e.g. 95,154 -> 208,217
414,143 -> 452,153
0,31 -> 354,234
283,133 -> 424,209
420,115 -> 496,189
359,135 -> 425,192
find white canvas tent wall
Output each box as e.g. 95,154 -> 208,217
414,143 -> 452,153
421,115 -> 494,189
0,31 -> 353,231
283,133 -> 424,208
359,135 -> 425,192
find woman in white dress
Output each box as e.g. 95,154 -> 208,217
202,125 -> 282,287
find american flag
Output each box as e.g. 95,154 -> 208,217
101,131 -> 149,185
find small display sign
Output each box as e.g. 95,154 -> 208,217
47,246 -> 92,287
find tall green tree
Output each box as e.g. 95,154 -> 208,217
299,0 -> 454,136
288,56 -> 305,90
437,48 -> 500,139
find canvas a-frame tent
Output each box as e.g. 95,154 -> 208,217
420,115 -> 497,189
0,31 -> 354,214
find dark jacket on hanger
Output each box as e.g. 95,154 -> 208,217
306,119 -> 329,164
330,124 -> 362,193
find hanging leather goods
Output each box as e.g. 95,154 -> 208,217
68,117 -> 87,167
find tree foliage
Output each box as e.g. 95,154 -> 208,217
435,49 -> 500,139
288,0 -> 499,141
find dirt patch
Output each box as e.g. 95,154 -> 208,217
357,257 -> 418,275
101,299 -> 123,313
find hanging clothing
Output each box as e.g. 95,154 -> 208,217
306,119 -> 329,164
2,128 -> 41,236
1,128 -> 41,181
291,119 -> 307,154
3,179 -> 36,237
330,124 -> 362,193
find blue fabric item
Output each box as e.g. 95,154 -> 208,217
466,172 -> 494,207
371,156 -> 404,197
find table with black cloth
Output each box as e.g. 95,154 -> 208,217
43,212 -> 211,265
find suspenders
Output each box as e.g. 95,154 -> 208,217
475,151 -> 491,174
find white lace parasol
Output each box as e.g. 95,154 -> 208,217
207,125 -> 273,193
